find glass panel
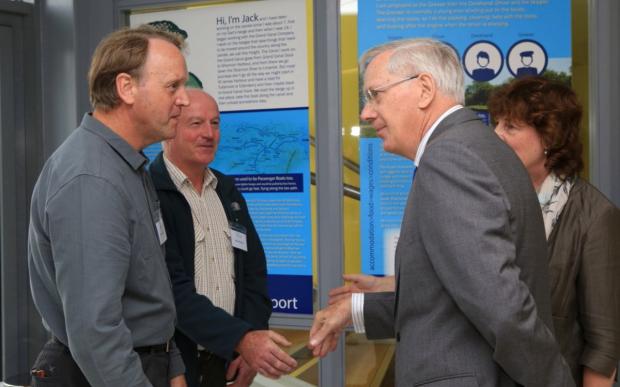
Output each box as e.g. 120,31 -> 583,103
130,0 -> 316,316
269,330 -> 394,387
339,1 -> 589,386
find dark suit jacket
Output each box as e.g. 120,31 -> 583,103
149,153 -> 271,387
548,178 -> 620,384
364,108 -> 574,386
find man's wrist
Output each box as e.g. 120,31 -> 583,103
351,293 -> 366,333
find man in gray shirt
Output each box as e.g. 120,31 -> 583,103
28,25 -> 190,387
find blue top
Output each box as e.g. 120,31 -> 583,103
28,113 -> 183,386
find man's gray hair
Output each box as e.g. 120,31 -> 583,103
360,38 -> 465,104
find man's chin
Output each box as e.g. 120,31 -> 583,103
161,125 -> 177,140
381,141 -> 393,153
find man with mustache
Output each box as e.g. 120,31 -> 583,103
149,88 -> 297,387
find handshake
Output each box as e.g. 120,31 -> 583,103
240,274 -> 393,381
307,274 -> 395,357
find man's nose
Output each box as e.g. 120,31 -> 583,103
201,123 -> 215,138
177,86 -> 190,107
360,103 -> 376,123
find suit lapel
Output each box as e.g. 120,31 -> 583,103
426,108 -> 483,147
394,108 -> 483,312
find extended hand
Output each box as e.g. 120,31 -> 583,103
308,297 -> 352,357
226,356 -> 256,387
236,330 -> 297,379
170,374 -> 187,387
328,274 -> 396,305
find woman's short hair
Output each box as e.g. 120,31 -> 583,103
88,25 -> 185,111
488,76 -> 584,178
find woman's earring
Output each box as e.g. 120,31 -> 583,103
544,148 -> 549,156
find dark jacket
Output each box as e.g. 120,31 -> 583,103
149,153 -> 271,386
548,177 -> 620,384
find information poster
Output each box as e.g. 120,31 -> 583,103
131,0 -> 312,314
358,0 -> 571,275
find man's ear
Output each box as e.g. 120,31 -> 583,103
416,73 -> 436,109
116,72 -> 136,105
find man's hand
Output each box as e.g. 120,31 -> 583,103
170,374 -> 187,387
583,366 -> 616,387
328,274 -> 396,304
226,357 -> 256,387
236,330 -> 297,379
308,297 -> 352,357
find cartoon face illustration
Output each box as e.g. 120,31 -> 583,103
476,51 -> 490,68
520,51 -> 534,67
463,41 -> 503,82
507,40 -> 547,78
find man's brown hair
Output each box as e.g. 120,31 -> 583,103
88,25 -> 185,111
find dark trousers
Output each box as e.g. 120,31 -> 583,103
31,338 -> 169,387
197,351 -> 226,387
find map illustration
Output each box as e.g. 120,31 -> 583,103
211,108 -> 310,175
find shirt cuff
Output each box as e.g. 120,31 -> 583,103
167,339 -> 186,379
351,293 -> 365,334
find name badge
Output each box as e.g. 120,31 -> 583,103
230,222 -> 247,252
155,209 -> 167,245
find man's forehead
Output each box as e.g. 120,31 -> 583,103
143,51 -> 188,83
187,90 -> 217,107
144,38 -> 186,66
145,38 -> 174,60
183,94 -> 219,118
183,108 -> 219,119
363,52 -> 392,86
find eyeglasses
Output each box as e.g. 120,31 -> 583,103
364,74 -> 419,104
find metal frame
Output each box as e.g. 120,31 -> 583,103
588,0 -> 620,207
313,0 -> 345,385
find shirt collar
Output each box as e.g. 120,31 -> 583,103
163,155 -> 218,193
80,113 -> 147,171
414,104 -> 463,167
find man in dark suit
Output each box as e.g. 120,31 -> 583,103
149,89 -> 297,387
308,38 -> 574,386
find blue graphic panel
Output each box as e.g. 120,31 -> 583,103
233,173 -> 303,193
211,108 -> 310,175
358,1 -> 571,84
357,1 -> 570,277
211,108 -> 313,311
147,108 -> 313,314
268,274 -> 312,314
360,138 -> 414,275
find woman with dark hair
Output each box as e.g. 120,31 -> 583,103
489,76 -> 620,386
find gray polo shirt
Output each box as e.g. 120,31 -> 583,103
28,113 -> 182,386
